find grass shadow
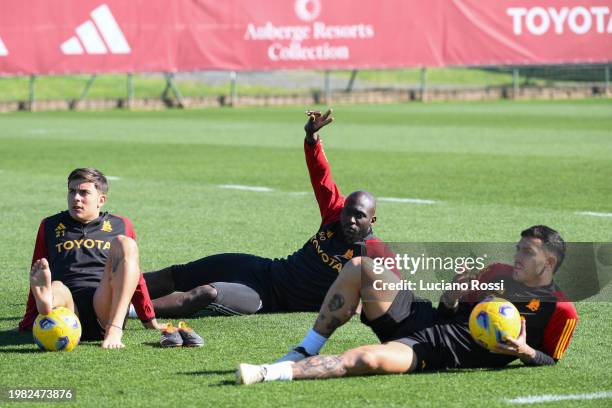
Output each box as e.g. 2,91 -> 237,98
429,364 -> 528,375
179,369 -> 235,376
0,329 -> 35,347
143,341 -> 164,348
474,364 -> 529,372
0,316 -> 21,322
0,347 -> 41,354
208,380 -> 236,387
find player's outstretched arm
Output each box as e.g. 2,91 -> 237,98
302,108 -> 345,224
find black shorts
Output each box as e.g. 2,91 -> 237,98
71,287 -> 105,341
392,324 -> 514,371
392,335 -> 451,372
362,289 -> 507,371
360,288 -> 460,372
360,288 -> 438,343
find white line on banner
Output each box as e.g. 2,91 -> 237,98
76,21 -> 107,54
91,4 -> 131,54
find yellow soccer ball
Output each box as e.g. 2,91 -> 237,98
33,307 -> 81,351
469,297 -> 521,350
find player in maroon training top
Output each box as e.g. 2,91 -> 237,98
238,225 -> 579,384
18,168 -> 162,348
144,109 -> 395,317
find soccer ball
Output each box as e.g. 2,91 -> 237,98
33,307 -> 81,351
469,297 -> 521,350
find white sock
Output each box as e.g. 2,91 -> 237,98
127,303 -> 137,318
299,328 -> 328,356
263,361 -> 294,381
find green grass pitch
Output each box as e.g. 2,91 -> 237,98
0,99 -> 611,407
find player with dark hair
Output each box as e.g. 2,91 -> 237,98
237,225 -> 578,384
143,110 -> 394,325
18,168 -> 165,348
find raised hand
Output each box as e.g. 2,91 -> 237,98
304,109 -> 333,144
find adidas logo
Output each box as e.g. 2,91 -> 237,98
0,36 -> 8,56
60,4 -> 130,55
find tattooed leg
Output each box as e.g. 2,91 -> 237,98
291,342 -> 416,380
93,235 -> 141,349
292,355 -> 347,379
275,258 -> 364,360
239,343 -> 415,385
280,257 -> 404,361
312,258 -> 363,337
358,257 -> 402,321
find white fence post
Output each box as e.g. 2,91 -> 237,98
420,68 -> 428,102
513,68 -> 520,99
230,71 -> 237,107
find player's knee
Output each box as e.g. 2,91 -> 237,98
342,257 -> 379,279
111,235 -> 138,259
339,257 -> 363,281
186,285 -> 218,306
209,282 -> 262,315
343,350 -> 381,373
347,257 -> 362,269
355,351 -> 381,371
360,257 -> 383,281
112,234 -> 137,250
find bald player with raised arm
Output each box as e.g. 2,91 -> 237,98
142,110 -> 394,324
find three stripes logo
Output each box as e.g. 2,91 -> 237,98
0,36 -> 8,56
553,318 -> 577,360
61,4 -> 130,55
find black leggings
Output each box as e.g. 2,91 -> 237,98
144,253 -> 276,316
172,253 -> 271,290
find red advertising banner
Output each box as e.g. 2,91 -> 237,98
0,0 -> 610,75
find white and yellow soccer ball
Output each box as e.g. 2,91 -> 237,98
469,297 -> 521,350
33,307 -> 81,351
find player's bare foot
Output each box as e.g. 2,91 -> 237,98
30,259 -> 53,315
101,325 -> 125,349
